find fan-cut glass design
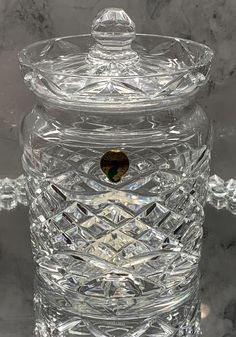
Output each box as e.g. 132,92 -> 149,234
19,8 -> 213,109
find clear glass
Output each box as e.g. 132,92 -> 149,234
19,8 -> 213,337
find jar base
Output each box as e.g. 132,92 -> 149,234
34,287 -> 201,337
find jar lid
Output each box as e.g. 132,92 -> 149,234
19,8 -> 214,110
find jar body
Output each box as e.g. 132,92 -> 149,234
21,101 -> 211,336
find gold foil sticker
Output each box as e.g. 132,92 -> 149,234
100,149 -> 129,183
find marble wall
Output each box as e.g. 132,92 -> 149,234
0,0 -> 235,177
0,0 -> 235,178
0,1 -> 235,337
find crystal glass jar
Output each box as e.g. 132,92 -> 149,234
19,8 -> 213,337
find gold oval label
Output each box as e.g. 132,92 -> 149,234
100,149 -> 129,183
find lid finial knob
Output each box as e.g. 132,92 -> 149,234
88,8 -> 138,62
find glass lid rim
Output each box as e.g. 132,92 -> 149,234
18,33 -> 214,79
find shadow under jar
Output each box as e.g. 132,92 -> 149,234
18,8 -> 214,337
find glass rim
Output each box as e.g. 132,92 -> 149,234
18,33 -> 214,79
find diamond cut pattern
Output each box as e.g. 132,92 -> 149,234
28,143 -> 209,337
30,143 -> 210,283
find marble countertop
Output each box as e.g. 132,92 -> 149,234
0,205 -> 235,337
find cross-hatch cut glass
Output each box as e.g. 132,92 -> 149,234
16,7 -> 217,337
1,174 -> 235,214
26,141 -> 208,337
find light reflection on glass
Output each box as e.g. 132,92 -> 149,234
201,303 -> 210,319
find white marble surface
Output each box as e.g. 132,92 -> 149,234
0,1 -> 235,336
1,205 -> 236,337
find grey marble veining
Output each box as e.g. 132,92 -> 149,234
0,1 -> 235,336
201,208 -> 236,337
0,207 -> 33,337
